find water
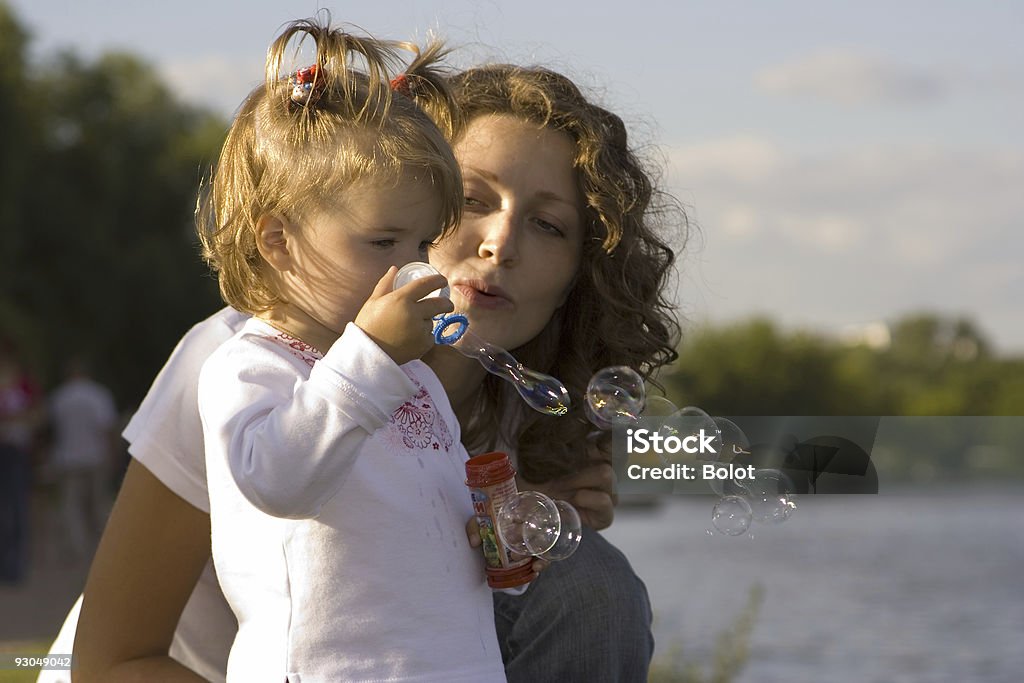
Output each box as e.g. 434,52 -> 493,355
603,485 -> 1024,682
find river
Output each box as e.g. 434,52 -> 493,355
603,485 -> 1024,682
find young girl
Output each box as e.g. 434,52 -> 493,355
195,18 -> 505,682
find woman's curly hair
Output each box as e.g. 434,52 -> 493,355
449,65 -> 686,482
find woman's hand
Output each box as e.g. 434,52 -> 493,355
519,433 -> 617,530
355,267 -> 454,365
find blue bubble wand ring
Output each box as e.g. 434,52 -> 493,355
432,312 -> 469,345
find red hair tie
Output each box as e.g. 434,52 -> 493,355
390,73 -> 413,96
289,64 -> 326,106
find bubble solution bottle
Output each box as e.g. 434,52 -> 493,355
465,452 -> 535,589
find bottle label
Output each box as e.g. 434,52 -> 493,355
470,479 -> 531,571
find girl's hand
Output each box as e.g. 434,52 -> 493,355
354,266 -> 454,365
465,518 -> 550,577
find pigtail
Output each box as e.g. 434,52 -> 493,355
390,39 -> 460,141
265,15 -> 403,123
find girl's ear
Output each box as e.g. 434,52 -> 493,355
256,214 -> 293,272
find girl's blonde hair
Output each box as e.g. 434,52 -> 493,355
449,65 -> 684,482
197,15 -> 461,314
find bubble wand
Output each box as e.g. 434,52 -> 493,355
394,262 -> 570,417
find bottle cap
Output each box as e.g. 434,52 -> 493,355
465,451 -> 515,488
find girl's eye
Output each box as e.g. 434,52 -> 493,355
419,240 -> 436,253
464,196 -> 486,209
371,239 -> 396,249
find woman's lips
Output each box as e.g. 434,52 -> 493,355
451,281 -> 514,310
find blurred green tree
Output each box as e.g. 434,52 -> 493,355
663,318 -> 878,416
665,313 -> 1020,418
1,2 -> 226,405
0,3 -> 40,360
662,313 -> 1023,478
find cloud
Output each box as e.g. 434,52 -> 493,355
159,55 -> 262,115
671,135 -> 783,182
666,136 -> 1024,350
754,50 -> 947,106
777,213 -> 863,253
719,206 -> 760,239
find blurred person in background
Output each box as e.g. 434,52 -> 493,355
0,336 -> 42,583
47,356 -> 117,561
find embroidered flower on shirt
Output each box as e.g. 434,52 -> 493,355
392,388 -> 436,449
265,331 -> 321,368
385,378 -> 454,453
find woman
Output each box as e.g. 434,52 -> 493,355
428,64 -> 680,680
51,60 -> 682,683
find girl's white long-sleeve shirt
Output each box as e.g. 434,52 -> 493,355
199,318 -> 505,683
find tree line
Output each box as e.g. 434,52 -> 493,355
664,314 -> 1022,417
661,315 -> 1023,479
1,2 -> 225,403
2,3 -> 1020,460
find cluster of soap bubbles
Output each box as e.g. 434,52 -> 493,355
495,491 -> 583,561
584,365 -> 798,537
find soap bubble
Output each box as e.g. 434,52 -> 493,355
643,395 -> 679,418
634,395 -> 681,464
713,417 -> 751,459
663,406 -> 723,474
738,469 -> 798,524
495,491 -> 582,559
585,366 -> 646,430
455,330 -> 570,416
513,364 -> 571,417
495,491 -> 560,556
674,406 -> 722,452
536,499 -> 583,561
711,496 -> 753,536
702,417 -> 750,495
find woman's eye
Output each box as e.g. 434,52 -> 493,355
418,240 -> 436,253
533,218 -> 565,237
464,196 -> 485,209
370,239 -> 397,249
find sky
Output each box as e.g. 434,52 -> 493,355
8,0 -> 1023,353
